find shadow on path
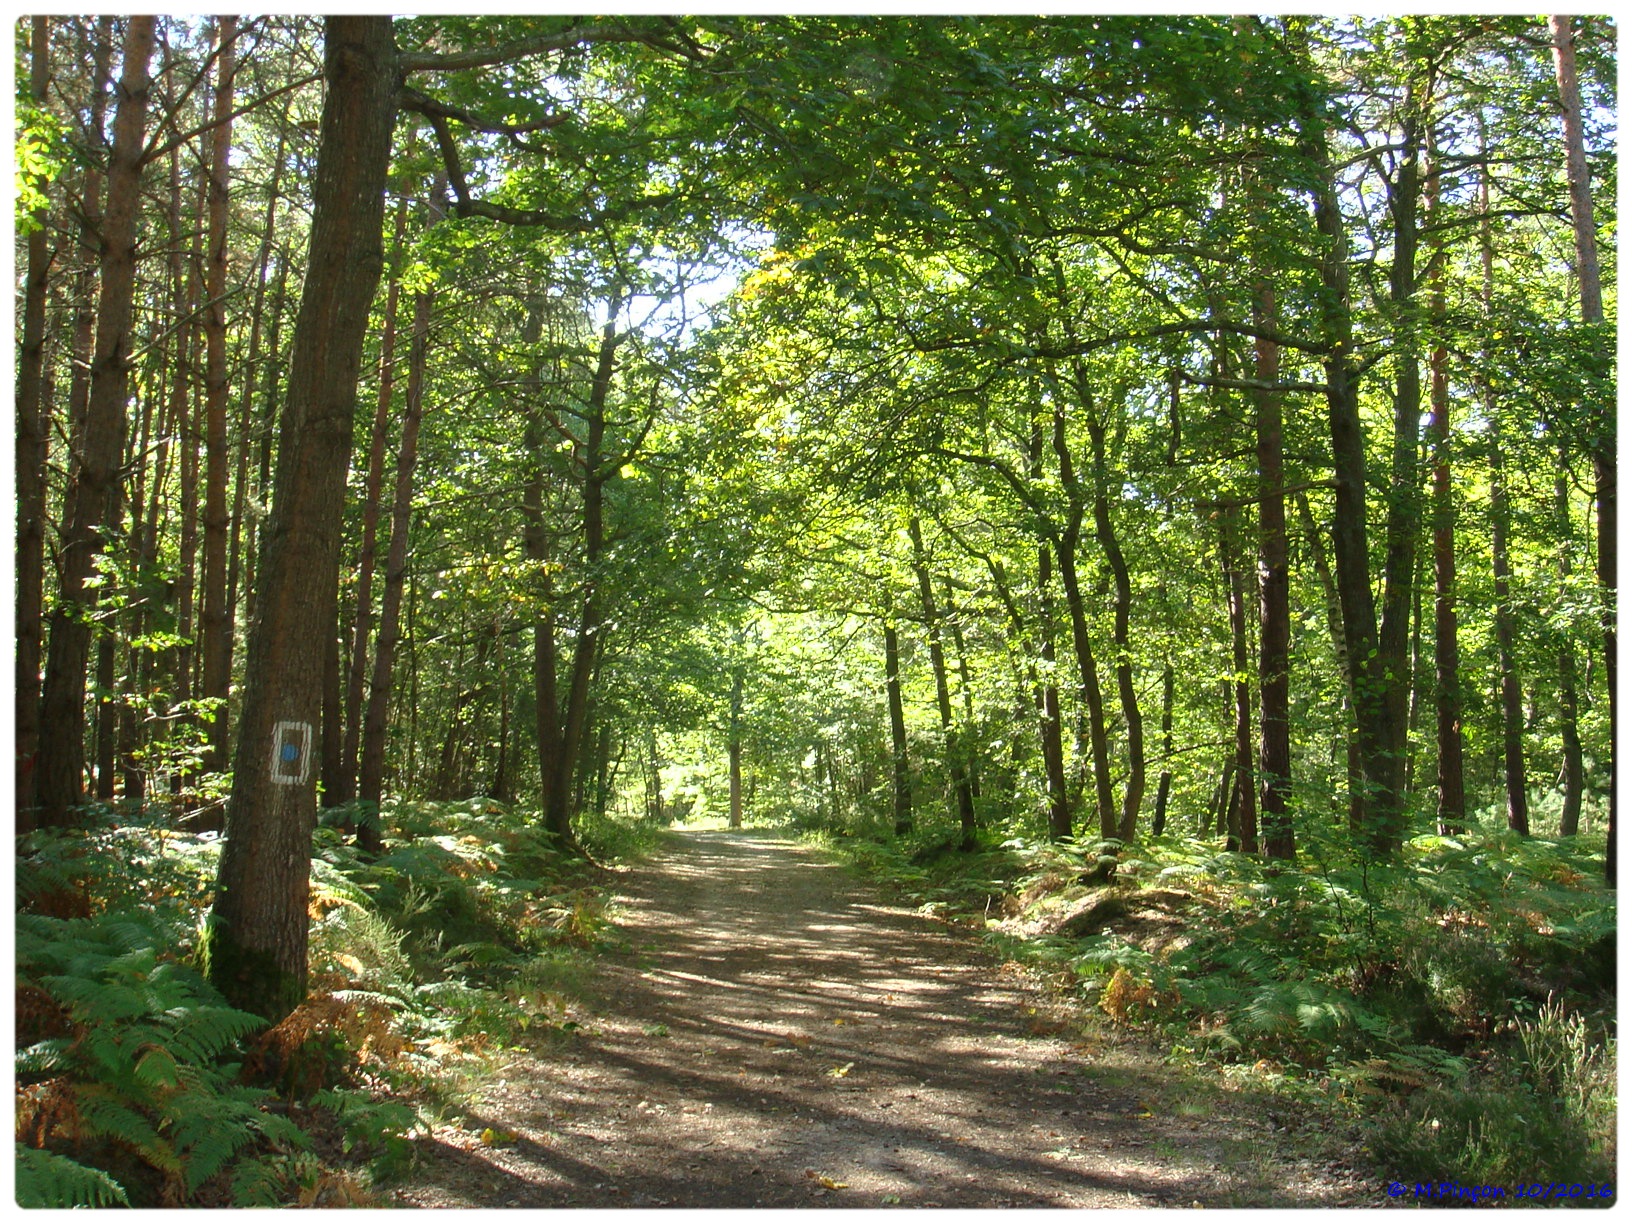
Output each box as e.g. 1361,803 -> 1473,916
395,829 -> 1366,1208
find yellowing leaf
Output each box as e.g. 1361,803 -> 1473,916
827,1061 -> 854,1078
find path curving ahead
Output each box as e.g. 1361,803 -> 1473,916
395,830 -> 1364,1208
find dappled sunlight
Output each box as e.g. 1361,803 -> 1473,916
396,829 -> 1352,1207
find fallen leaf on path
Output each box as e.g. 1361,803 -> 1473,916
805,1170 -> 849,1190
827,1062 -> 855,1078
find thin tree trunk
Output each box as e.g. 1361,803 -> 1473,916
1425,134 -> 1466,834
545,315 -> 623,848
1079,382 -> 1144,842
884,606 -> 913,836
357,181 -> 444,840
16,16 -> 54,830
728,665 -> 744,830
1302,106 -> 1406,854
1550,14 -> 1615,881
1048,404 -> 1116,841
1296,490 -> 1363,829
1219,509 -> 1257,854
908,513 -> 977,850
199,16 -> 237,771
225,44 -> 296,743
36,17 -> 156,828
946,579 -> 981,802
1554,465 -> 1582,836
1152,658 -> 1175,838
1253,278 -> 1294,859
519,304 -> 566,840
209,16 -> 397,1022
340,197 -> 409,803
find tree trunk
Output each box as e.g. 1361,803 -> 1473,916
1253,279 -> 1294,860
728,666 -> 744,829
1081,383 -> 1144,843
1425,136 -> 1466,834
884,606 -> 914,836
1549,14 -> 1615,882
208,17 -> 397,1023
544,313 -> 624,848
357,180 -> 444,841
36,16 -> 156,828
1303,111 -> 1406,855
1219,509 -> 1257,854
340,197 -> 409,803
225,46 -> 296,752
1554,465 -> 1582,837
1152,659 -> 1175,838
199,16 -> 237,772
908,514 -> 977,850
1048,405 -> 1116,841
16,16 -> 54,831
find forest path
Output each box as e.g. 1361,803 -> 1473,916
394,829 -> 1364,1208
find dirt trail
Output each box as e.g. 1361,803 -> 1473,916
394,829 -> 1367,1208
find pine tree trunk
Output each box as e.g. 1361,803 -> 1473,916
16,16 -> 54,830
199,16 -> 237,772
208,16 -> 397,1023
36,17 -> 156,828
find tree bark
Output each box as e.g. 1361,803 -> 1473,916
199,16 -> 237,772
340,196 -> 410,804
908,514 -> 978,850
1253,277 -> 1294,859
1302,110 -> 1405,854
1425,136 -> 1466,835
728,665 -> 745,829
1219,509 -> 1258,854
884,606 -> 914,836
208,17 -> 397,1022
357,180 -> 445,841
16,16 -> 54,831
543,313 -> 624,848
1081,383 -> 1144,842
36,16 -> 156,828
1152,659 -> 1175,838
1549,14 -> 1615,882
1048,404 -> 1116,841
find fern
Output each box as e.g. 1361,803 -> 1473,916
15,1144 -> 131,1208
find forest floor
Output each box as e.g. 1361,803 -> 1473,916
392,829 -> 1374,1208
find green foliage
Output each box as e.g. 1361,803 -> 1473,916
15,1145 -> 132,1208
15,911 -> 309,1207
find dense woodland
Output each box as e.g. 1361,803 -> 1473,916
15,15 -> 1617,1207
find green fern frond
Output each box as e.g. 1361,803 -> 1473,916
15,1143 -> 131,1208
16,1038 -> 74,1076
74,1087 -> 179,1176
